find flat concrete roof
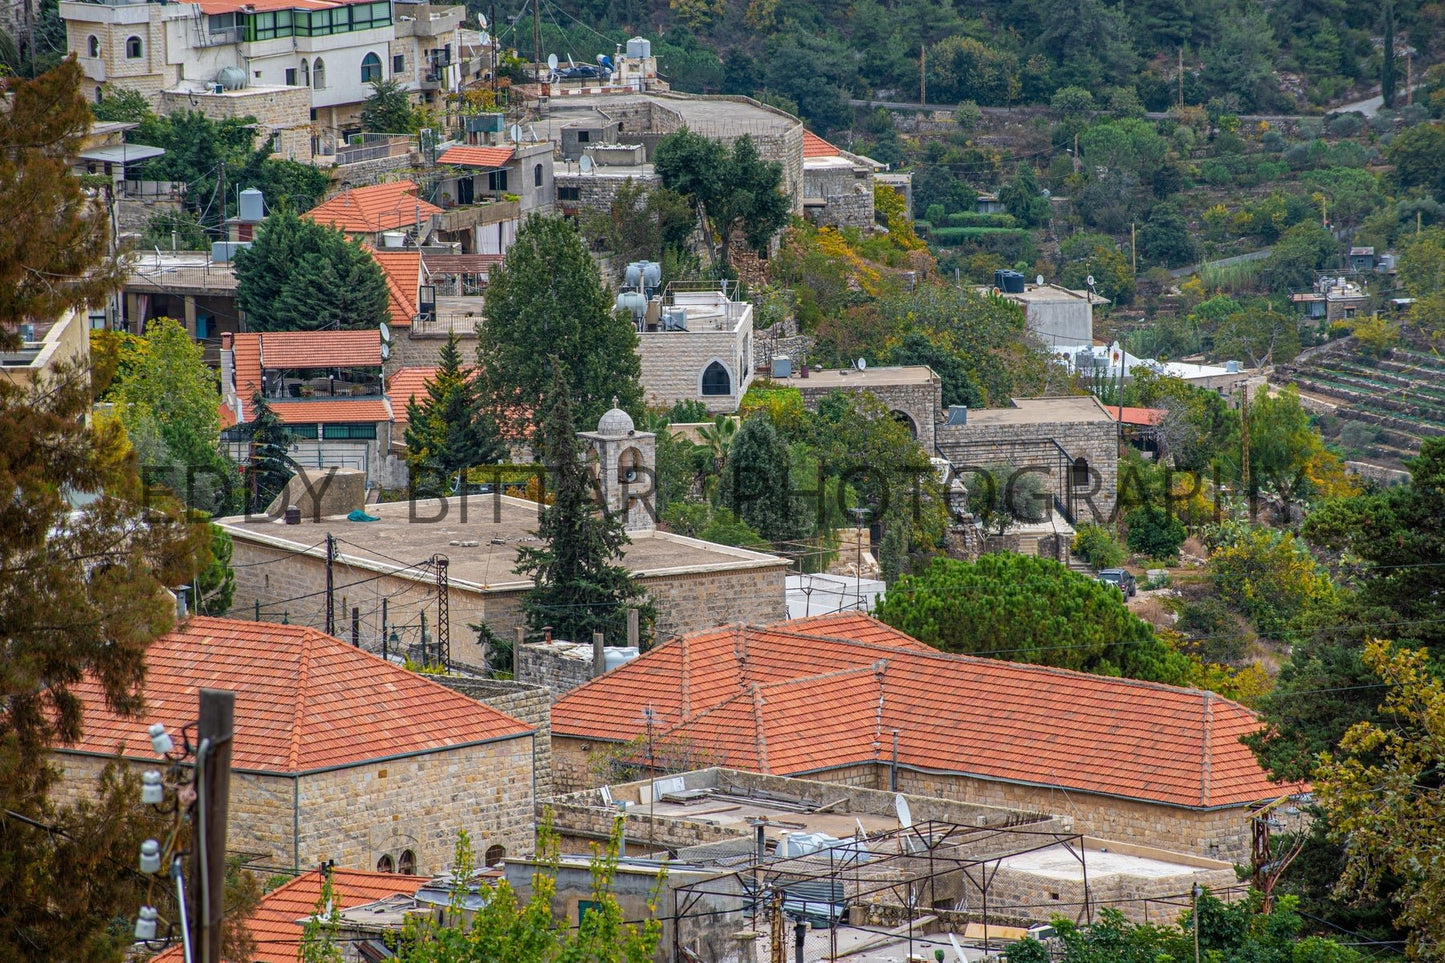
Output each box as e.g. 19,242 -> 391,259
963,396 -> 1113,426
996,841 -> 1230,882
216,494 -> 785,592
551,93 -> 798,136
791,364 -> 937,389
126,252 -> 238,293
993,283 -> 1110,307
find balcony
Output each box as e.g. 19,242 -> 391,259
432,198 -> 518,233
197,26 -> 242,46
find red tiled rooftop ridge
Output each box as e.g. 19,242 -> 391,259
803,130 -> 840,158
552,613 -> 1300,809
305,180 -> 442,235
60,616 -> 532,773
369,249 -> 422,328
437,145 -> 515,168
154,868 -> 428,963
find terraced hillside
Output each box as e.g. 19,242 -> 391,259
1273,338 -> 1445,470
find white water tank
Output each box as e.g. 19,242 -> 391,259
626,37 -> 651,60
603,646 -> 639,672
381,231 -> 406,248
238,187 -> 264,222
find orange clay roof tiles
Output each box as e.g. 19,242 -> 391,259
803,130 -> 841,158
269,398 -> 393,424
436,145 -> 515,168
305,180 -> 441,235
59,616 -> 532,774
370,249 -> 422,327
387,366 -> 440,427
154,868 -> 429,963
552,612 -> 1302,809
258,330 -> 383,368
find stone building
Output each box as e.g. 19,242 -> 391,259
935,396 -> 1120,524
53,616 -> 536,876
789,364 -> 943,441
630,282 -> 756,414
579,405 -> 657,532
1,306 -> 92,393
990,283 -> 1104,350
215,491 -> 790,663
549,612 -> 1304,863
801,130 -> 879,230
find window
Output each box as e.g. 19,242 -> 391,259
361,52 -> 382,83
393,53 -> 405,74
1072,457 -> 1090,487
577,130 -> 590,143
701,361 -> 731,396
376,854 -> 394,873
398,849 -> 416,875
286,67 -> 297,85
557,186 -> 580,202
312,58 -> 326,90
95,86 -> 103,104
486,169 -> 508,192
456,176 -> 474,205
533,163 -> 543,187
322,423 -> 377,440
300,58 -> 309,86
284,423 -> 319,440
125,35 -> 142,59
484,845 -> 506,866
87,35 -> 99,57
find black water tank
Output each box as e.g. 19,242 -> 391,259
1001,270 -> 1026,294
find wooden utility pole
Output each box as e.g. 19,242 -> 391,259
1131,222 -> 1138,273
324,532 -> 335,636
919,44 -> 926,106
193,689 -> 234,963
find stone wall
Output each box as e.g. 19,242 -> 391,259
328,152 -> 420,189
517,642 -> 599,694
935,418 -> 1119,523
388,329 -> 479,374
554,170 -> 661,215
431,677 -> 554,798
637,321 -> 752,414
795,375 -> 942,441
158,86 -> 313,163
645,562 -> 787,644
56,735 -> 535,875
803,163 -> 875,229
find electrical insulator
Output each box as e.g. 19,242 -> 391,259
148,723 -> 173,755
141,770 -> 164,805
139,839 -> 162,874
135,906 -> 158,941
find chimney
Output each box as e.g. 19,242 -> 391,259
221,331 -> 233,350
513,625 -> 524,677
174,586 -> 189,619
542,625 -> 553,644
593,631 -> 605,676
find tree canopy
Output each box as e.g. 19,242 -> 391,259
874,554 -> 1195,683
478,214 -> 643,433
233,208 -> 391,331
404,335 -> 505,497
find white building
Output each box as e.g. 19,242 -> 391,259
61,0 -> 485,151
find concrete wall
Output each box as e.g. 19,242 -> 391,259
804,163 -> 874,229
935,418 -> 1119,522
1020,299 -> 1094,350
56,734 -> 535,875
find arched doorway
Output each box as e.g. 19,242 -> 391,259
891,410 -> 918,438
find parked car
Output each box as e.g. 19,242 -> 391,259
1098,568 -> 1137,598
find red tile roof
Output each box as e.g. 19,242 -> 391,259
437,145 -> 515,168
369,249 -> 422,328
803,130 -> 840,158
59,616 -> 532,773
305,181 -> 442,235
387,366 -> 440,428
270,398 -> 393,425
154,868 -> 429,963
258,330 -> 383,368
552,613 -> 1300,809
1112,406 -> 1167,427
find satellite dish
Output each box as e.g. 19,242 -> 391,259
579,155 -> 594,173
1085,275 -> 1096,287
894,794 -> 913,829
856,357 -> 867,370
380,340 -> 391,361
1036,274 -> 1045,286
1040,188 -> 1051,198
509,123 -> 523,143
547,53 -> 558,70
379,322 -> 391,342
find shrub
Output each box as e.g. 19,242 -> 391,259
1073,523 -> 1126,570
1125,506 -> 1187,559
1327,113 -> 1365,138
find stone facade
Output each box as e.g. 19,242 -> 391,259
55,733 -> 535,875
430,677 -> 554,799
792,366 -> 942,441
517,641 -> 604,694
935,399 -> 1121,523
387,329 -> 479,374
803,159 -> 874,229
158,85 -> 314,163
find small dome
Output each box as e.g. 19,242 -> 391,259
597,407 -> 634,435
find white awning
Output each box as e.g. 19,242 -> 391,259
78,144 -> 167,165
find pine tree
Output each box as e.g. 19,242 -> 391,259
1382,0 -> 1397,110
478,215 -> 643,435
1,60 -> 209,960
513,362 -> 654,645
715,414 -> 804,543
403,334 -> 504,497
246,390 -> 294,514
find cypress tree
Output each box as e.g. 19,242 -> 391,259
403,334 -> 504,497
246,390 -> 294,514
1382,0 -> 1397,110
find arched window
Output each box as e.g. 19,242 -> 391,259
617,446 -> 642,484
1072,456 -> 1090,487
125,36 -> 143,59
398,849 -> 416,875
484,844 -> 506,866
299,59 -> 309,87
312,58 -> 326,90
376,854 -> 395,873
533,163 -> 543,187
701,361 -> 731,397
87,35 -> 100,57
891,410 -> 917,438
95,86 -> 104,104
360,51 -> 381,83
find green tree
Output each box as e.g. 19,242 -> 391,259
997,163 -> 1051,227
1314,640 -> 1445,958
90,85 -> 153,124
1060,233 -> 1136,305
1125,505 -> 1186,558
1247,385 -> 1324,504
1260,221 -> 1336,293
1203,2 -> 1281,111
100,318 -> 237,515
404,335 -> 505,497
1215,304 -> 1301,367
193,524 -> 237,616
299,869 -> 345,963
243,390 -> 293,515
654,128 -> 790,272
359,78 -> 420,133
578,178 -> 695,265
964,463 -> 1049,535
1387,123 -> 1445,199
1137,202 -> 1196,268
0,59 -> 208,963
233,208 -> 390,331
875,555 -> 1195,682
514,363 -> 654,645
479,215 -> 643,433
715,414 -> 804,543
1382,0 -> 1397,110
1209,523 -> 1334,637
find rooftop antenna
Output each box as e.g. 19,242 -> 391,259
546,53 -> 558,81
509,123 -> 523,143
1035,274 -> 1045,286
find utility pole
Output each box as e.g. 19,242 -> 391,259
194,688 -> 234,963
919,44 -> 926,107
1192,883 -> 1202,963
531,0 -> 541,81
433,554 -> 450,666
1239,382 -> 1251,502
489,2 -> 497,100
216,161 -> 226,237
324,533 -> 335,636
1131,222 -> 1137,273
